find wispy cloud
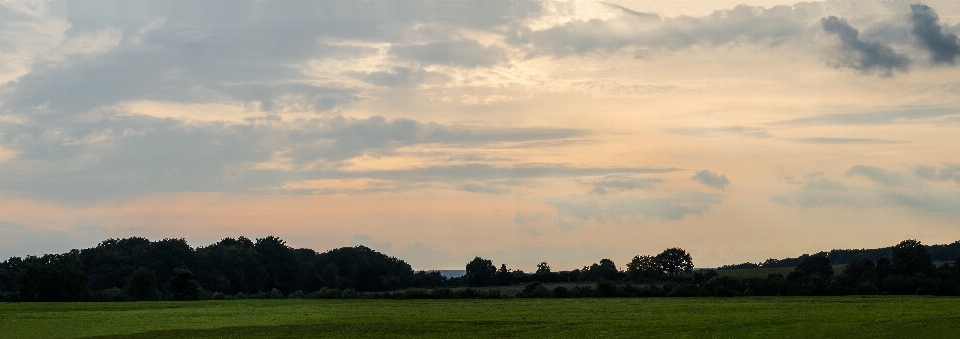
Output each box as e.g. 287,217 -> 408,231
691,170 -> 730,189
665,126 -> 772,139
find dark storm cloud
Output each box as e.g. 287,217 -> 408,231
821,16 -> 911,76
909,4 -> 960,65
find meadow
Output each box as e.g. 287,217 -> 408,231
2,297 -> 958,338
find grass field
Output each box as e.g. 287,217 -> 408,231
2,297 -> 959,338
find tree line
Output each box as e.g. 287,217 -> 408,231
1,236 -> 414,302
2,237 -> 960,301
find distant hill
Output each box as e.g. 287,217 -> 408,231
718,240 -> 960,270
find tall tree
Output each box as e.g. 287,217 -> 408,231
465,257 -> 496,287
124,267 -> 160,301
796,254 -> 833,277
168,268 -> 200,301
655,248 -> 694,275
18,253 -> 89,302
892,239 -> 935,276
626,255 -> 661,281
255,236 -> 303,293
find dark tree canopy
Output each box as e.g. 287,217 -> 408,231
465,257 -> 496,287
168,268 -> 200,301
892,239 -> 935,276
656,248 -> 694,275
796,254 -> 833,277
124,267 -> 160,301
18,253 -> 89,302
313,245 -> 413,292
626,255 -> 661,281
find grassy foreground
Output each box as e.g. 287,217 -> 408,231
2,297 -> 959,338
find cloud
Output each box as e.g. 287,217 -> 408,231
691,170 -> 730,189
773,164 -> 960,216
0,1 -> 535,117
777,106 -> 960,126
514,211 -> 545,226
391,40 -> 505,67
346,67 -> 451,87
909,5 -> 960,65
845,165 -> 911,188
821,16 -> 910,76
793,137 -> 905,144
459,182 -> 511,194
520,4 -> 809,57
580,174 -> 663,195
0,112 -> 596,202
0,220 -> 106,259
547,192 -> 722,227
665,126 -> 772,139
913,163 -> 960,183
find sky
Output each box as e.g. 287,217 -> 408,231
2,0 -> 960,270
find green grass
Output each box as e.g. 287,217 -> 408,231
2,297 -> 959,338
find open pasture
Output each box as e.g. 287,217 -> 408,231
2,296 -> 958,338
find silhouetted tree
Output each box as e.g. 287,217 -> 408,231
18,253 -> 89,302
195,237 -> 265,294
796,254 -> 833,277
320,263 -> 341,289
534,261 -> 553,282
465,257 -> 496,287
124,267 -> 160,301
892,239 -> 935,276
626,255 -> 661,281
495,264 -> 513,285
312,245 -> 413,292
168,268 -> 200,300
255,236 -> 303,293
655,248 -> 693,275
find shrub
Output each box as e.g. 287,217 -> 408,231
289,290 -> 306,299
482,289 -> 504,299
571,285 -> 593,298
397,288 -> 432,299
456,288 -> 481,299
310,288 -> 343,299
123,268 -> 160,301
856,282 -> 879,295
430,288 -> 454,299
550,286 -> 570,298
595,281 -> 619,297
700,276 -> 745,297
520,282 -> 549,298
341,289 -> 359,299
269,288 -> 283,299
93,288 -> 124,302
211,292 -> 226,300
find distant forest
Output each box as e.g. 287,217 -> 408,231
718,241 -> 960,269
2,237 -> 960,301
